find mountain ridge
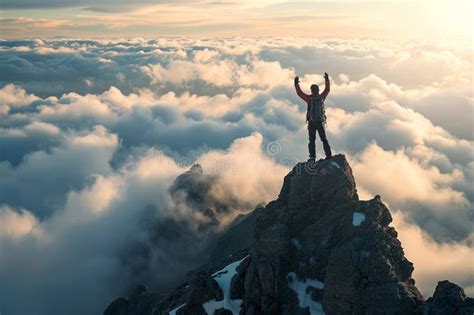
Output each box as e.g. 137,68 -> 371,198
104,155 -> 473,315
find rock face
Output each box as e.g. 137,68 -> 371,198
104,285 -> 161,315
104,155 -> 471,315
168,163 -> 225,232
423,281 -> 474,315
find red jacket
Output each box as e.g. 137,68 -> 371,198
295,77 -> 330,121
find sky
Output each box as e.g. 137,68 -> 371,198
0,0 -> 473,42
0,1 -> 473,315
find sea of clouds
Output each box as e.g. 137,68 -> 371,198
0,37 -> 473,315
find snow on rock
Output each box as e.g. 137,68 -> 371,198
330,161 -> 341,169
352,212 -> 366,226
169,304 -> 184,315
287,272 -> 325,315
202,256 -> 247,315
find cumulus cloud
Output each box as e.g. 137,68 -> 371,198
0,133 -> 288,315
0,37 -> 472,314
197,132 -> 289,215
141,57 -> 294,89
0,83 -> 40,115
0,125 -> 118,217
351,143 -> 472,243
392,211 -> 474,297
2,38 -> 470,138
0,206 -> 40,239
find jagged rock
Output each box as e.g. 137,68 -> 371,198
424,280 -> 474,315
168,163 -> 221,231
104,155 -> 472,315
236,156 -> 424,314
229,256 -> 251,299
209,209 -> 262,265
104,285 -> 160,315
176,304 -> 207,315
254,223 -> 290,257
169,164 -> 256,233
186,271 -> 223,306
104,297 -> 130,315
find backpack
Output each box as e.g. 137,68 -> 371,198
310,95 -> 327,126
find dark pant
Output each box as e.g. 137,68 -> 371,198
308,121 -> 332,158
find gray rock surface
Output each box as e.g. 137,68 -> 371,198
424,280 -> 474,315
104,155 -> 471,315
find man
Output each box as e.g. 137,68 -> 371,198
294,73 -> 332,160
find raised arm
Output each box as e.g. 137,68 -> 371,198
321,72 -> 330,101
294,77 -> 310,103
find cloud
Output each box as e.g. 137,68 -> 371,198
0,84 -> 40,115
2,37 -> 470,138
197,132 -> 289,214
0,133 -> 288,315
392,211 -> 474,297
0,125 -> 118,218
141,57 -> 294,88
351,143 -> 472,243
0,206 -> 40,239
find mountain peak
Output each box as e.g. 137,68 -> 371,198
278,154 -> 357,208
189,164 -> 204,174
104,155 -> 473,315
246,154 -> 422,314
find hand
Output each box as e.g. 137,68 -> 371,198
294,76 -> 300,85
324,72 -> 329,80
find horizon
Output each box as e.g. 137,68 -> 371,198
1,0 -> 473,43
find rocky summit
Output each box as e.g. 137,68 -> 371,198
104,155 -> 473,315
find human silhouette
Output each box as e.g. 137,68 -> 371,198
294,73 -> 332,160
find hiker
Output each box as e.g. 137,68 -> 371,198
294,73 -> 332,160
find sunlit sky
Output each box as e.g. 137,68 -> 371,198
0,0 -> 473,42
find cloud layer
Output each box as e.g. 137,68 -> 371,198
0,37 -> 473,314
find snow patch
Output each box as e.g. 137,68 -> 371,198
169,304 -> 184,315
287,272 -> 325,315
352,212 -> 366,226
330,161 -> 341,169
202,256 -> 247,315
